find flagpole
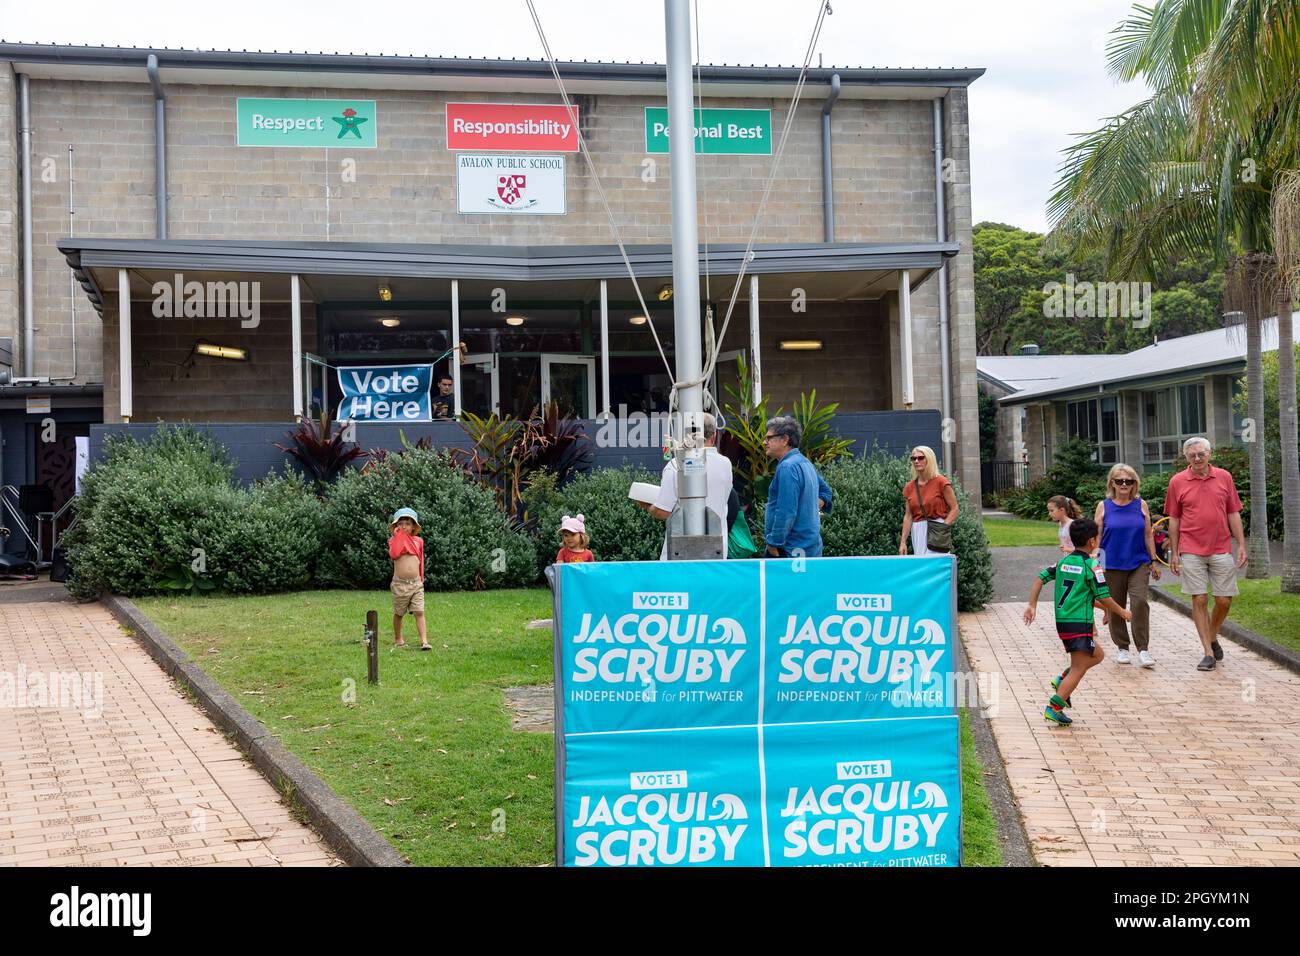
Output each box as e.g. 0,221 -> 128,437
664,0 -> 707,541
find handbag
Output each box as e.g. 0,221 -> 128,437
911,479 -> 953,554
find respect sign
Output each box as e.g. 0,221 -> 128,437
336,364 -> 432,422
549,556 -> 962,867
236,99 -> 378,148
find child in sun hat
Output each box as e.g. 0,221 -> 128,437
388,507 -> 430,650
555,514 -> 594,564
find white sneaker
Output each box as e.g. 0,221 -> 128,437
1116,649 -> 1132,664
1138,650 -> 1155,667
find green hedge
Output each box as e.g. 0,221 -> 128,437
524,465 -> 665,574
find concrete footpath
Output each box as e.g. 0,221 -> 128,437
0,591 -> 338,866
960,600 -> 1300,866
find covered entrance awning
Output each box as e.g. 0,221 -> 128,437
58,237 -> 958,422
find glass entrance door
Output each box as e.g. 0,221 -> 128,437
460,353 -> 499,417
541,354 -> 596,419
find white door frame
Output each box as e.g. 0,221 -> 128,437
461,352 -> 499,416
540,354 -> 597,418
711,348 -> 745,413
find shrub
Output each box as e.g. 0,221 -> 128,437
317,447 -> 535,591
526,465 -> 665,574
201,473 -> 325,594
820,452 -> 994,611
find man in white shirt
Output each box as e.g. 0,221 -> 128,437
638,412 -> 734,559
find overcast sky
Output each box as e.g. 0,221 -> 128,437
1,0 -> 1150,232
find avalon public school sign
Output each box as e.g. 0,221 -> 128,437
644,107 -> 772,155
237,98 -> 377,148
549,556 -> 962,867
457,155 -> 566,215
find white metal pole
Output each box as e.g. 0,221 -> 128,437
451,279 -> 462,417
900,269 -> 914,408
291,274 -> 303,420
118,268 -> 133,422
749,273 -> 762,407
599,279 -> 611,418
665,0 -> 706,537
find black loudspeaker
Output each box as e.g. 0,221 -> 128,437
19,483 -> 54,514
49,547 -> 70,583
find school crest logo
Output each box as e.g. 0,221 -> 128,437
489,174 -> 539,210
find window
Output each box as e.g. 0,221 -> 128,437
1141,382 -> 1206,469
1066,396 -> 1120,464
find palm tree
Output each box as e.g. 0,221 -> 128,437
1048,0 -> 1300,588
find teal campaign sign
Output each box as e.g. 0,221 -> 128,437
336,364 -> 432,422
237,98 -> 377,148
549,556 -> 962,867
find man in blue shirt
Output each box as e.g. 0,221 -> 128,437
763,415 -> 832,558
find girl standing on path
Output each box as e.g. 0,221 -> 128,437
898,445 -> 959,556
1046,495 -> 1083,554
1093,464 -> 1161,667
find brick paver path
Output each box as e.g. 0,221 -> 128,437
1,597 -> 339,866
961,601 -> 1300,866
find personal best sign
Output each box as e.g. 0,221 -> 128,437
336,364 -> 432,421
237,98 -> 378,148
644,107 -> 772,155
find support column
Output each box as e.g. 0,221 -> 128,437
899,270 -> 914,408
599,280 -> 610,418
749,274 -> 762,407
118,268 -> 132,422
451,279 -> 462,417
291,274 -> 303,420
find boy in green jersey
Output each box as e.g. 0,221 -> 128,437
1024,517 -> 1132,726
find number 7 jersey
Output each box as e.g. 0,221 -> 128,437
1039,551 -> 1111,636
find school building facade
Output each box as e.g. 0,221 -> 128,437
0,43 -> 984,551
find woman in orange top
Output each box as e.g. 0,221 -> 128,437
898,445 -> 959,556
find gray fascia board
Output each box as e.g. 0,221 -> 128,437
0,43 -> 985,88
999,359 -> 1249,406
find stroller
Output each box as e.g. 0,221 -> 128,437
0,526 -> 39,579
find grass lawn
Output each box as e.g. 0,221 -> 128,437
1173,576 -> 1300,656
136,588 -> 1003,867
982,517 -> 1061,548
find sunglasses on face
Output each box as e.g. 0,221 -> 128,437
1113,478 -> 1136,486
910,455 -> 926,462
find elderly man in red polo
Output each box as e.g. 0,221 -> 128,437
1166,436 -> 1249,671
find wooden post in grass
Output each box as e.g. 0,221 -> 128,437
365,610 -> 379,685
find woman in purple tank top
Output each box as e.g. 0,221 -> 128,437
1093,463 -> 1161,666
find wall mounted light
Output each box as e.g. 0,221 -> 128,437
196,342 -> 248,361
378,282 -> 393,302
778,339 -> 823,351
381,317 -> 401,328
629,315 -> 648,326
506,316 -> 526,326
657,284 -> 673,302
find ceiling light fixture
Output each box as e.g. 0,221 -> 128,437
196,342 -> 248,361
506,316 -> 526,326
778,339 -> 824,351
656,284 -> 673,302
629,315 -> 648,326
378,282 -> 393,302
381,317 -> 401,328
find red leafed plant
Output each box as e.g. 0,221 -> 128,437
275,409 -> 368,489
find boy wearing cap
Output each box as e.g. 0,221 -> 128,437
388,507 -> 430,650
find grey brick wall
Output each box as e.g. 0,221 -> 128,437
0,67 -> 19,357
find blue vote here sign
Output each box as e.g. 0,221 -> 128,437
336,364 -> 433,422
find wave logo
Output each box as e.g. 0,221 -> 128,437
709,794 -> 748,821
910,619 -> 947,645
708,618 -> 747,645
911,782 -> 948,809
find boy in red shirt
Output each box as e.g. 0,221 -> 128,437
388,507 -> 430,650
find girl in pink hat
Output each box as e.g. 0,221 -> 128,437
555,513 -> 594,564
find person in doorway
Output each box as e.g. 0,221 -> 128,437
431,374 -> 455,420
1046,495 -> 1084,554
898,445 -> 959,556
1166,436 -> 1248,671
555,514 -> 594,564
639,412 -> 735,559
388,507 -> 430,651
1093,463 -> 1161,667
763,416 -> 832,558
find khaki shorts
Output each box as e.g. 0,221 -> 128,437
391,576 -> 425,615
1179,552 -> 1239,597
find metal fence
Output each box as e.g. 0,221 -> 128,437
981,459 -> 1028,495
